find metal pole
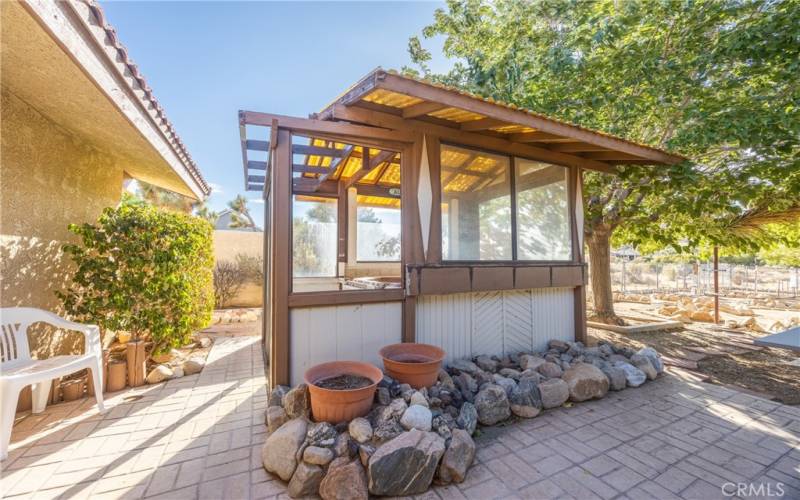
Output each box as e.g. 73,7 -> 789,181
713,246 -> 720,324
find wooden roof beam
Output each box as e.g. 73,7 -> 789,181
372,72 -> 683,165
344,149 -> 396,188
581,152 -> 642,161
461,118 -> 508,132
508,131 -> 563,143
549,143 -> 614,153
402,101 -> 447,119
311,145 -> 355,191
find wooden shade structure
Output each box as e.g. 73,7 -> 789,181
239,68 -> 684,386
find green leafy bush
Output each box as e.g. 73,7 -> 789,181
58,203 -> 214,352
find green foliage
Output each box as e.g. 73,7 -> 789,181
58,204 -> 214,352
411,0 -> 800,252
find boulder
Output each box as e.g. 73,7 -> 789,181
562,363 -> 609,402
437,429 -> 475,484
509,378 -> 543,418
630,354 -> 657,380
499,368 -> 522,380
266,406 -> 288,433
303,446 -> 334,466
348,417 -> 373,443
636,347 -> 664,374
457,402 -> 478,435
320,457 -> 368,500
358,443 -> 376,467
601,366 -> 627,391
269,385 -> 290,408
182,358 -> 204,376
400,404 -> 433,431
475,355 -> 499,373
537,361 -> 564,379
146,365 -> 173,384
367,430 -> 445,496
519,354 -> 546,371
307,422 -> 337,447
449,358 -> 482,376
455,372 -> 478,400
549,340 -> 569,352
474,384 -> 511,425
288,462 -> 324,498
614,361 -> 646,387
262,418 -> 307,481
537,378 -> 570,409
333,431 -> 357,458
410,391 -> 429,407
492,375 -> 517,396
283,384 -> 310,419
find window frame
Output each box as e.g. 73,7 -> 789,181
439,141 -> 574,265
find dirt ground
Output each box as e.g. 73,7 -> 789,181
589,300 -> 800,405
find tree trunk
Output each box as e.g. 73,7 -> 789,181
586,227 -> 623,325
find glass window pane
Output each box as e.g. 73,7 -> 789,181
356,196 -> 401,261
292,196 -> 338,278
514,159 -> 572,260
440,145 -> 512,260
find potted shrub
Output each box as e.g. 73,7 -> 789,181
58,201 -> 214,387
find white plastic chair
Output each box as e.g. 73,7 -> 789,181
0,307 -> 105,460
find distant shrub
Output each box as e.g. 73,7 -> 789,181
213,260 -> 247,308
235,254 -> 263,283
58,203 -> 214,353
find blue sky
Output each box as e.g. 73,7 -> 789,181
101,1 -> 452,227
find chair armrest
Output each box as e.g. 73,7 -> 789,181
38,311 -> 102,355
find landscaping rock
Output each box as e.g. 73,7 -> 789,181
630,354 -> 658,380
170,365 -> 184,378
455,373 -> 478,403
288,462 -> 324,498
614,361 -> 646,387
410,391 -> 429,407
473,370 -> 495,388
262,418 -> 307,481
400,404 -> 433,431
474,384 -> 511,425
549,340 -> 569,352
457,402 -> 478,435
269,385 -> 290,408
562,363 -> 609,402
372,402 -> 405,443
320,457 -> 368,500
182,358 -> 204,376
492,375 -> 517,396
509,378 -> 543,418
358,443 -> 375,467
537,361 -> 564,379
376,387 -> 391,405
519,354 -> 546,371
636,347 -> 664,374
303,446 -> 334,466
333,431 -> 357,458
499,368 -> 522,380
198,337 -> 212,348
450,359 -> 481,376
307,422 -> 337,447
266,406 -> 288,433
475,355 -> 498,373
348,417 -> 373,443
601,366 -> 627,391
367,430 -> 445,496
146,365 -> 173,384
537,378 -> 570,409
438,369 -> 456,390
283,384 -> 310,418
437,429 -> 475,485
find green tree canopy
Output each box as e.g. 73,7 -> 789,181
409,0 -> 800,321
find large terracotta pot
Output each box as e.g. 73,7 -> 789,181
304,361 -> 382,423
379,343 -> 445,389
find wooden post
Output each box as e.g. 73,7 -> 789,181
126,340 -> 146,387
270,129 -> 292,386
713,246 -> 720,324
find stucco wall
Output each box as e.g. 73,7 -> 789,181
213,230 -> 264,307
1,89 -> 125,356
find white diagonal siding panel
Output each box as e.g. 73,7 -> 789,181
416,288 -> 574,361
290,302 -> 402,385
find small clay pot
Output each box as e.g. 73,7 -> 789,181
379,343 -> 445,389
61,379 -> 85,402
107,359 -> 127,392
304,361 -> 382,424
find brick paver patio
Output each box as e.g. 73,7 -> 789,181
2,326 -> 798,500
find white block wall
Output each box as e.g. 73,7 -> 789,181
416,287 -> 575,362
289,302 -> 402,385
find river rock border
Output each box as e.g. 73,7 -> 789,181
261,340 -> 664,498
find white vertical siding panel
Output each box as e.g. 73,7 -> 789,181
416,287 -> 575,362
289,302 -> 402,385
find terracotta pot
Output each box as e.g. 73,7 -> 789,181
304,361 -> 382,424
379,343 -> 445,389
61,378 -> 85,402
107,359 -> 127,392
